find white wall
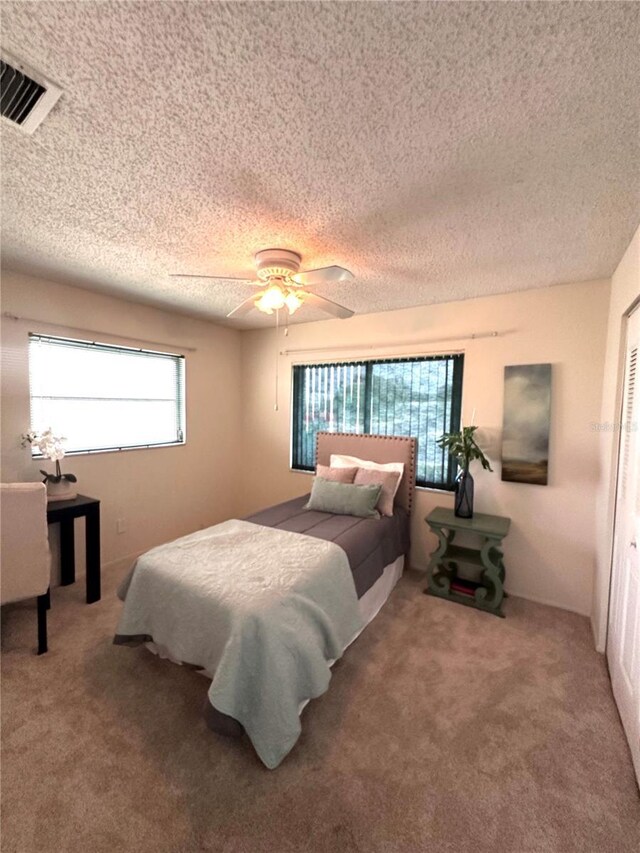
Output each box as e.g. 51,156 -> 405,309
1,271 -> 243,579
240,280 -> 610,617
593,225 -> 640,651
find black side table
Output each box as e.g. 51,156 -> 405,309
425,506 -> 511,617
46,495 -> 101,604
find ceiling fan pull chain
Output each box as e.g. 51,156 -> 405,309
274,308 -> 280,411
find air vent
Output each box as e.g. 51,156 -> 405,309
0,52 -> 62,134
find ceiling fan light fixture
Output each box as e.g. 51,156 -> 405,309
284,290 -> 303,315
256,283 -> 286,314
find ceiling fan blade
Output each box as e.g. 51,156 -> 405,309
226,295 -> 258,318
291,265 -> 354,286
170,274 -> 255,283
303,290 -> 354,319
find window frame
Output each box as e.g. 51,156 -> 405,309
290,353 -> 464,491
28,333 -> 186,457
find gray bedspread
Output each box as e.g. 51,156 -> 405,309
246,494 -> 410,598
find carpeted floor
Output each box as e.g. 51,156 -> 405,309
1,567 -> 638,853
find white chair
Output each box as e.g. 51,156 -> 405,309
1,483 -> 51,654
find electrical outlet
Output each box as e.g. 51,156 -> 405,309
116,518 -> 127,534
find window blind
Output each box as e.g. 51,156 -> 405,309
28,334 -> 186,454
292,354 -> 463,489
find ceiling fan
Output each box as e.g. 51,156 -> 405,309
171,248 -> 355,319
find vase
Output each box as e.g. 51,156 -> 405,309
454,468 -> 474,518
46,480 -> 78,503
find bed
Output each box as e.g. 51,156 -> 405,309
114,432 -> 416,768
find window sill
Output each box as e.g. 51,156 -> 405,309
289,467 -> 454,495
32,441 -> 186,459
415,484 -> 455,496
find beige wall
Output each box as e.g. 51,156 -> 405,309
240,280 -> 610,617
593,225 -> 640,651
0,270 -> 614,621
1,271 -> 243,579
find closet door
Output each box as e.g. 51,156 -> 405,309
608,306 -> 640,783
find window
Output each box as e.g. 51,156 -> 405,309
291,354 -> 464,489
28,334 -> 185,454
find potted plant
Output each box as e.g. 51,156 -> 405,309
22,429 -> 78,502
437,425 -> 493,518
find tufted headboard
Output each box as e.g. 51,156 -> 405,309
315,432 -> 417,515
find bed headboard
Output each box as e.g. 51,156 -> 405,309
315,432 -> 417,515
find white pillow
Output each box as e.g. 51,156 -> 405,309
330,454 -> 404,505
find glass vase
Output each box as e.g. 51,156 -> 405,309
454,469 -> 474,518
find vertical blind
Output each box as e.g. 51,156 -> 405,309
28,334 -> 186,453
292,354 -> 464,489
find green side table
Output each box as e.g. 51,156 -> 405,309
424,507 -> 511,617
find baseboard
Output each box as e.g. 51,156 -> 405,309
102,551 -> 144,576
50,551 -> 143,587
409,565 -> 592,621
497,589 -> 591,619
63,557 -> 595,627
591,618 -> 607,654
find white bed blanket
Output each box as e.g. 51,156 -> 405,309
115,519 -> 364,768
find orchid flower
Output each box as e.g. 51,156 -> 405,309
22,428 -> 67,461
20,429 -> 77,484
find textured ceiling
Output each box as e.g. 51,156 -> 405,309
1,1 -> 639,329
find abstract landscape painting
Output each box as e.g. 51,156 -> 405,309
501,363 -> 551,485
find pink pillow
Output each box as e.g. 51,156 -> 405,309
354,468 -> 401,517
316,464 -> 358,484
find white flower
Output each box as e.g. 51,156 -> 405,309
21,428 -> 67,461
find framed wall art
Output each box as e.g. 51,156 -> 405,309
501,363 -> 551,485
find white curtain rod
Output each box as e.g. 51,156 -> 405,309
280,330 -> 499,357
1,312 -> 197,354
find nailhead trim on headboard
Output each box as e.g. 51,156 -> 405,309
315,432 -> 417,515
